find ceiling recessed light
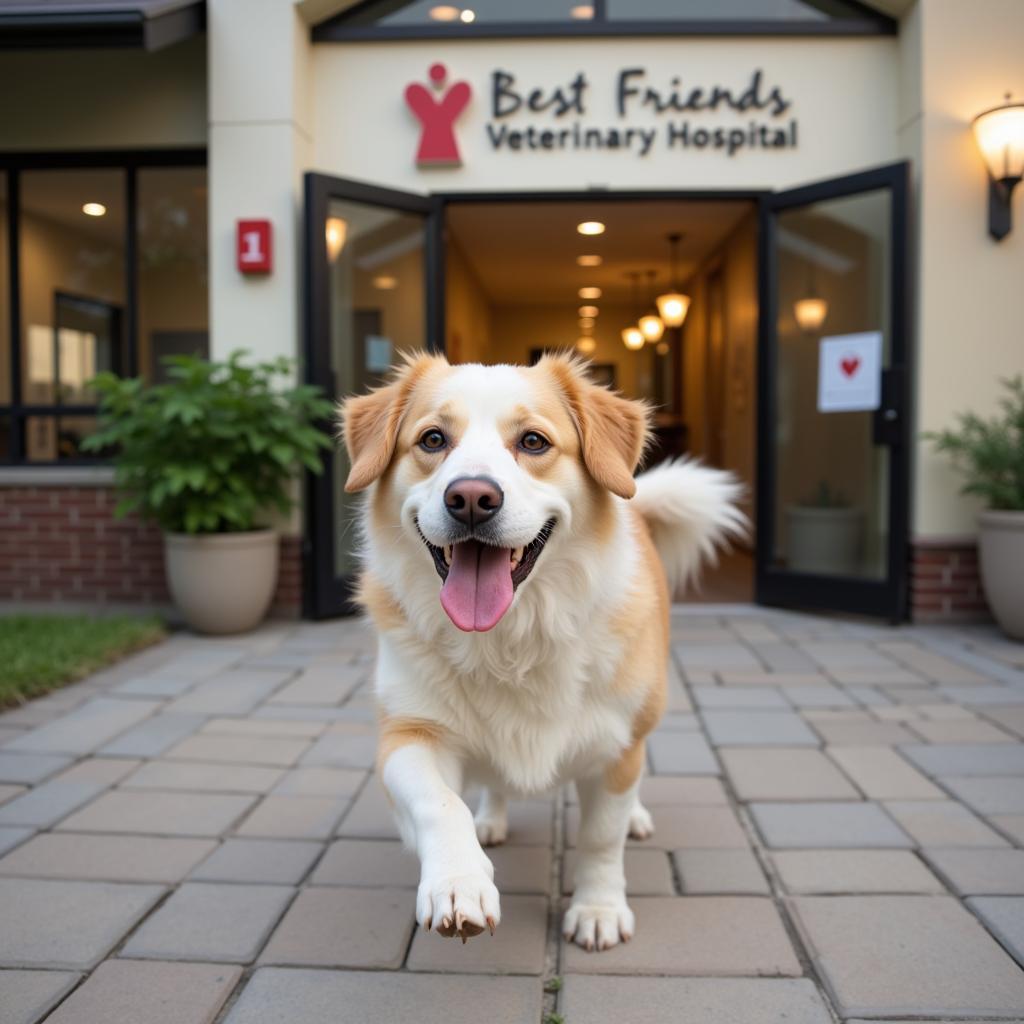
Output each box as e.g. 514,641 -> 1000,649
577,221 -> 605,236
373,274 -> 398,290
429,5 -> 460,20
82,202 -> 106,217
578,286 -> 602,300
459,7 -> 475,21
577,254 -> 602,267
578,305 -> 599,318
571,4 -> 594,18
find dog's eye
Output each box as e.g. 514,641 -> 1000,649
518,431 -> 551,454
418,429 -> 447,452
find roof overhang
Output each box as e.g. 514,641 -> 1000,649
0,0 -> 205,51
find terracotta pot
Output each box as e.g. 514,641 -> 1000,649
978,510 -> 1024,640
785,505 -> 864,576
164,529 -> 279,635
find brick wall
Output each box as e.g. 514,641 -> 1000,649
0,485 -> 302,617
909,540 -> 990,623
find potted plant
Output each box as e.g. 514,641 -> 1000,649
786,481 -> 864,576
84,352 -> 333,634
926,376 -> 1024,639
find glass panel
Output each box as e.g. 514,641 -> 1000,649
137,167 -> 209,382
20,169 -> 126,405
375,0 -> 591,25
326,197 -> 426,578
0,173 -> 9,404
57,415 -> 98,460
0,416 -> 9,460
772,187 -> 892,580
24,415 -> 56,462
606,0 -> 867,19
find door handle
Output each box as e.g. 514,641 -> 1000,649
873,367 -> 904,446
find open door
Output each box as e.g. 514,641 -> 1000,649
304,174 -> 442,618
756,163 -> 911,620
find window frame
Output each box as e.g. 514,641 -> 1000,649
313,0 -> 897,42
0,148 -> 206,466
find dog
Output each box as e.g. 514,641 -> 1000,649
339,351 -> 744,951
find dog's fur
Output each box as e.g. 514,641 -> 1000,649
340,352 -> 744,950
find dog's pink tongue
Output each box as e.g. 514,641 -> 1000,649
440,540 -> 514,632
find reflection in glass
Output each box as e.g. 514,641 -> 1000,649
606,0 -> 867,19
772,189 -> 892,580
377,0 -> 578,23
138,167 -> 209,382
326,198 -> 426,577
0,175 -> 9,404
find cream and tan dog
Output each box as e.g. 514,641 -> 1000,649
340,352 -> 744,951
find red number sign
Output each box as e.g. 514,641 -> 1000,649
237,220 -> 272,274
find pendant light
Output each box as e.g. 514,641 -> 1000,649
794,220 -> 829,332
656,233 -> 691,328
638,269 -> 665,342
621,271 -> 645,350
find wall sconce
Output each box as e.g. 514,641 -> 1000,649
794,296 -> 829,332
973,95 -> 1024,241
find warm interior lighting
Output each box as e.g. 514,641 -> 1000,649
973,95 -> 1024,240
576,336 -> 597,355
638,313 -> 665,342
373,275 -> 398,290
429,5 -> 460,20
656,292 -> 690,328
621,327 -> 645,351
325,217 -> 347,262
578,305 -> 599,318
578,286 -> 602,300
459,7 -> 475,21
656,341 -> 670,356
570,4 -> 594,18
576,254 -> 602,267
578,317 -> 595,330
82,202 -> 106,217
577,221 -> 605,236
794,297 -> 829,332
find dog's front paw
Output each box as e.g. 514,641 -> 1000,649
628,802 -> 654,840
563,898 -> 635,952
417,865 -> 501,942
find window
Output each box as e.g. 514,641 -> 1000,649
315,0 -> 895,38
0,153 -> 206,465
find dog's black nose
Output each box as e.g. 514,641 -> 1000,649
444,476 -> 504,528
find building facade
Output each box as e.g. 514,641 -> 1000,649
0,0 -> 1021,623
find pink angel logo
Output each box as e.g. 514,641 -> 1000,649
405,63 -> 472,168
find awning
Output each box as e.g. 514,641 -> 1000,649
0,0 -> 205,51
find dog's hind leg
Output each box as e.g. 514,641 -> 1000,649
474,787 -> 509,847
628,797 -> 655,840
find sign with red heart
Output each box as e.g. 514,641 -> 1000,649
817,332 -> 882,413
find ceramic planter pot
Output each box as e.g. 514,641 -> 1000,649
978,510 -> 1024,640
164,529 -> 279,635
785,505 -> 864,576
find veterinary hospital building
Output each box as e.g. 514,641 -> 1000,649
0,0 -> 1021,623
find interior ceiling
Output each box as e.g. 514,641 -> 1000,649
446,199 -> 754,306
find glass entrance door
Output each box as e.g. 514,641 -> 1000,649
756,163 -> 910,620
305,174 -> 440,618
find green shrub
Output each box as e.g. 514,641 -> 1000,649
925,375 -> 1024,512
83,352 -> 334,534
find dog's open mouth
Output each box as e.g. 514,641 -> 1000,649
418,519 -> 555,633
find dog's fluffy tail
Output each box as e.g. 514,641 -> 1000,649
632,458 -> 748,596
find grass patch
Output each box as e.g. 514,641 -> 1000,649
0,615 -> 166,708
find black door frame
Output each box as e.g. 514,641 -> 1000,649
755,160 -> 912,621
304,171 -> 911,621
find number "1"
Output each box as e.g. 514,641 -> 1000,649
241,230 -> 264,263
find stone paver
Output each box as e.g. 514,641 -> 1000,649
43,959 -> 242,1024
1,610 -> 1023,1021
0,877 -> 163,968
791,895 -> 1024,1017
562,896 -> 801,975
123,882 -> 294,963
0,969 -> 80,1024
259,887 -> 413,968
561,976 -> 834,1024
721,747 -> 859,800
222,969 -> 541,1024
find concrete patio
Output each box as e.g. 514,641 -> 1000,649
1,606 -> 1024,1023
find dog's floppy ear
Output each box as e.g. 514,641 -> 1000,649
338,352 -> 442,493
542,354 -> 651,499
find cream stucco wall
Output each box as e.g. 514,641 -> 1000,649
911,0 -> 1024,539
